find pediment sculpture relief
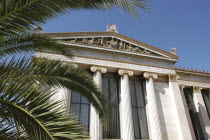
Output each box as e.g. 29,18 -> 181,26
62,37 -> 161,56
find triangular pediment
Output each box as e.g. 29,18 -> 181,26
44,31 -> 178,62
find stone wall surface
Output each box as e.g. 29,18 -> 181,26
154,82 -> 179,140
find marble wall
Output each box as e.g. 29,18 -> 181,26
154,82 -> 179,140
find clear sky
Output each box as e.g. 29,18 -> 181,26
42,0 -> 210,72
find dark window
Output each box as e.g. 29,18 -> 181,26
70,91 -> 90,131
183,88 -> 205,140
202,89 -> 210,119
102,73 -> 121,139
130,77 -> 149,139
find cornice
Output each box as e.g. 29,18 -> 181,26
178,79 -> 210,88
175,69 -> 210,77
42,31 -> 178,60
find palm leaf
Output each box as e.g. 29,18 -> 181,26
0,57 -> 108,118
0,0 -> 148,34
0,33 -> 72,58
0,79 -> 88,140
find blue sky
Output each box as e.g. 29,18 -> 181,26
42,0 -> 210,72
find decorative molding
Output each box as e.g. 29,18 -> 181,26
169,74 -> 179,82
90,66 -> 107,73
193,86 -> 202,93
35,52 -> 176,75
178,80 -> 210,88
143,72 -> 158,79
176,69 -> 210,77
118,69 -> 133,76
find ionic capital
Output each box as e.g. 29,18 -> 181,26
143,72 -> 158,79
169,74 -> 179,82
90,66 -> 107,74
179,85 -> 185,90
193,86 -> 202,93
118,69 -> 133,76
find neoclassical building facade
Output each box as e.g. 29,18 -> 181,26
35,25 -> 210,140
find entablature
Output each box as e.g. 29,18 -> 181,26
35,52 -> 176,76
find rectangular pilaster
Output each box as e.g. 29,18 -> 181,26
169,75 -> 196,140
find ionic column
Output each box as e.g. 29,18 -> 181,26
118,69 -> 134,140
143,72 -> 163,140
193,86 -> 208,139
90,66 -> 107,140
169,75 -> 196,140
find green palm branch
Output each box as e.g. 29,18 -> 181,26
0,57 -> 107,117
0,78 -> 89,140
0,0 -> 148,34
0,0 -> 148,139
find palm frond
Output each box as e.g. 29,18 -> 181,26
0,57 -> 108,118
0,79 -> 88,140
0,33 -> 72,58
0,0 -> 148,34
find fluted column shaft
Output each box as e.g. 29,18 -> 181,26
90,66 -> 107,140
143,72 -> 163,140
118,69 -> 134,140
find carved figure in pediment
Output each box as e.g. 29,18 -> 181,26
71,38 -> 77,43
81,38 -> 88,43
125,44 -> 133,51
104,37 -> 115,48
88,38 -> 94,44
108,38 -> 114,48
118,40 -> 125,50
94,38 -> 99,45
110,38 -> 118,48
103,39 -> 110,48
98,37 -> 104,46
133,47 -> 141,52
